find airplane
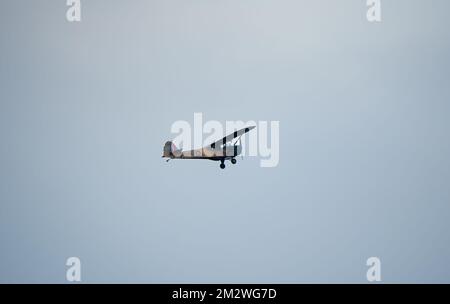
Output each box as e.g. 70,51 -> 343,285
162,126 -> 255,169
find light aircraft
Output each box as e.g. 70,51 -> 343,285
162,126 -> 255,169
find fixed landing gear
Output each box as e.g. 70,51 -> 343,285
220,158 -> 237,169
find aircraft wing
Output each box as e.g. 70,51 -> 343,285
209,126 -> 255,149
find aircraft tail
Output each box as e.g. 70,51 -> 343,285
162,141 -> 178,158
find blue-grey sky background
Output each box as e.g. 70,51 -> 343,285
1,0 -> 449,283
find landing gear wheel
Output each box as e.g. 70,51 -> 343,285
220,163 -> 226,169
231,158 -> 237,164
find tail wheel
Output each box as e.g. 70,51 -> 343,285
231,158 -> 237,164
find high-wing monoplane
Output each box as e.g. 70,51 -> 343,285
162,126 -> 255,169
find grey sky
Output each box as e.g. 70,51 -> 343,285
1,0 -> 450,283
